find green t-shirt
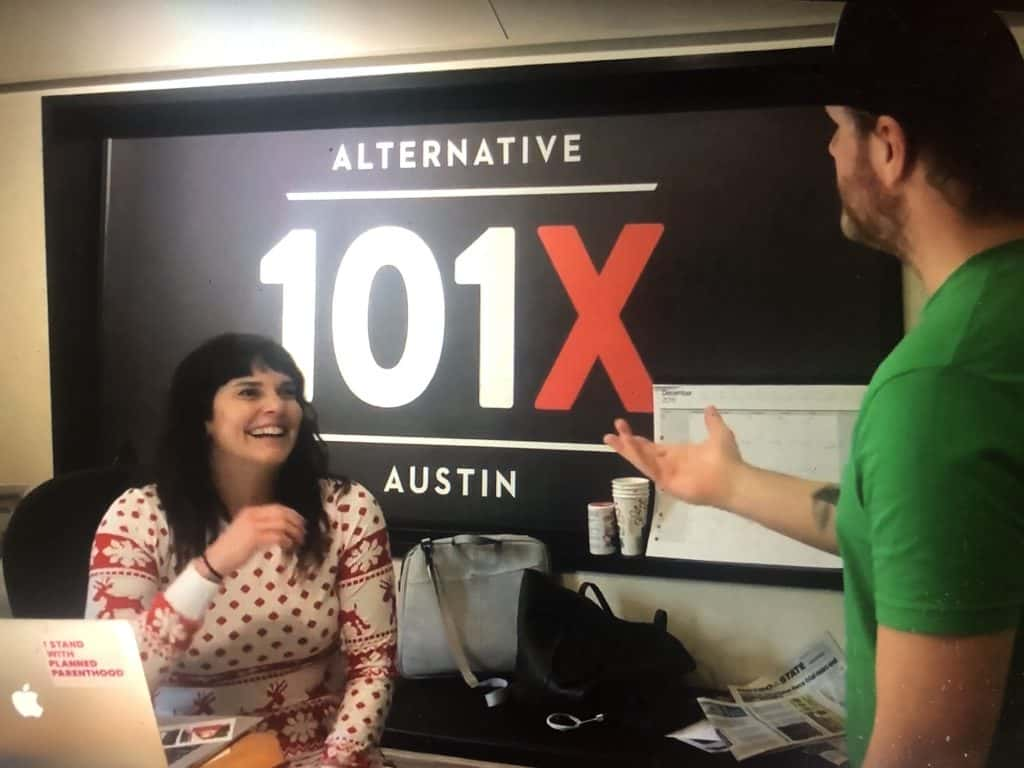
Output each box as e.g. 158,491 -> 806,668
836,240 -> 1024,767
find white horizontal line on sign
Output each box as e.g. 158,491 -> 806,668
320,433 -> 613,453
286,183 -> 657,200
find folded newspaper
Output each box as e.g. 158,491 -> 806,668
669,634 -> 849,765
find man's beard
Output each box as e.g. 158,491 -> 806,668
837,151 -> 908,258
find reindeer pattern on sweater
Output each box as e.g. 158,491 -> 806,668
86,480 -> 397,768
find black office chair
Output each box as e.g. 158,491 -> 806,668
2,464 -> 153,618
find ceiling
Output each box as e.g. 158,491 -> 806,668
1,1 -> 1022,90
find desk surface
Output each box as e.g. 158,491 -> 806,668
192,678 -> 833,768
383,678 -> 828,768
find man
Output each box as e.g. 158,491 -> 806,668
605,4 -> 1024,767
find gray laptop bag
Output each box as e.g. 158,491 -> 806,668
397,534 -> 550,702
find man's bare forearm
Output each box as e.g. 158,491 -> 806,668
721,464 -> 840,554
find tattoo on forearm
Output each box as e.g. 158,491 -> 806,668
811,485 -> 840,532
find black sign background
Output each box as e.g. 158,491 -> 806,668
101,107 -> 898,547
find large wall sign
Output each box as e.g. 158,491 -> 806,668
100,106 -> 899,573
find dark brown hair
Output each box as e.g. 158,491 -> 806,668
848,105 -> 1024,221
155,333 -> 345,572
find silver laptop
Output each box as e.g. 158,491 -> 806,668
0,619 -> 256,768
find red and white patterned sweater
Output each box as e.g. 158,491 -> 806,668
85,480 -> 397,768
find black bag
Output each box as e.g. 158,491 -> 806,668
514,569 -> 697,734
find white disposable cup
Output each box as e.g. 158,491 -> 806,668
612,479 -> 650,557
587,501 -> 618,556
619,533 -> 644,557
612,476 -> 650,490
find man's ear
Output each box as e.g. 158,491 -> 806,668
871,116 -> 911,187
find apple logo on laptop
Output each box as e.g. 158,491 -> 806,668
11,683 -> 43,718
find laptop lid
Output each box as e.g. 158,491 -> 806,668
0,618 -> 167,768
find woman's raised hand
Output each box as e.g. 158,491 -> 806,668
201,503 -> 306,576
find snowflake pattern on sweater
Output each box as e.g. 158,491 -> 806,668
86,480 -> 397,768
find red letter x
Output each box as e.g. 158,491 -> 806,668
535,223 -> 663,413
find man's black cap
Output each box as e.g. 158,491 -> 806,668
829,1 -> 1024,118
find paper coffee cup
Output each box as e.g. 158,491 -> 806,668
612,477 -> 650,490
612,478 -> 650,557
619,531 -> 644,557
587,501 -> 618,555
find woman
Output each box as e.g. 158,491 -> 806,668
86,333 -> 397,768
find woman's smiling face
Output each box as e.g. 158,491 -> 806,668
205,364 -> 302,471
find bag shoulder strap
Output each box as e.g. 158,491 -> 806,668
653,608 -> 668,631
577,581 -> 614,615
420,538 -> 509,707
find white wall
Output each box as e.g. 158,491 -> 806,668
0,92 -> 51,490
561,570 -> 844,688
0,2 -> 935,683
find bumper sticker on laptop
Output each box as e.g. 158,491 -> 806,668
42,633 -> 131,687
